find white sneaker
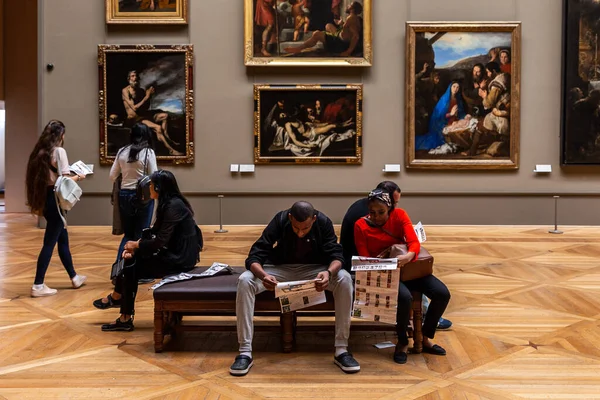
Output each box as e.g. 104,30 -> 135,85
31,284 -> 58,298
71,275 -> 87,289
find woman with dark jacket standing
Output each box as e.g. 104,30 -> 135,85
93,170 -> 202,331
25,120 -> 87,297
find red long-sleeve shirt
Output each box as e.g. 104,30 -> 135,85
354,208 -> 420,258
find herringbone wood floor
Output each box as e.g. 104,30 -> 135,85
1,212 -> 600,399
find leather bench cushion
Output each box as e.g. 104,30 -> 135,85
153,267 -> 334,303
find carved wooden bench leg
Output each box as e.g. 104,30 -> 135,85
411,292 -> 423,354
154,307 -> 165,353
280,311 -> 295,353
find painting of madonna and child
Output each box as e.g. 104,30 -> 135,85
245,0 -> 372,66
405,23 -> 521,169
254,84 -> 362,164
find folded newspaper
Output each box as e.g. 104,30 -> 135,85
414,221 -> 426,243
352,256 -> 399,325
150,262 -> 233,290
275,278 -> 326,313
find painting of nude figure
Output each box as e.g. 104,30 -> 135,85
405,22 -> 521,169
106,0 -> 187,24
98,44 -> 194,165
244,0 -> 372,66
254,84 -> 362,164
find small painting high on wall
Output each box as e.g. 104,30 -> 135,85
254,84 -> 362,164
561,0 -> 600,165
106,0 -> 188,24
98,45 -> 194,165
245,0 -> 372,66
405,22 -> 521,169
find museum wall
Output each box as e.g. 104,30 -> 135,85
30,0 -> 600,225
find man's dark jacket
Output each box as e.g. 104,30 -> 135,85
245,209 -> 344,269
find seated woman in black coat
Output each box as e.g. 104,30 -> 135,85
94,170 -> 202,331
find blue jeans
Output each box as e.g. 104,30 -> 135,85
34,187 -> 77,285
115,190 -> 154,264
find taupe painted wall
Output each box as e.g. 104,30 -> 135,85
35,0 -> 600,225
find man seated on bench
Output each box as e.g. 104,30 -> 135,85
230,201 -> 360,376
339,180 -> 453,331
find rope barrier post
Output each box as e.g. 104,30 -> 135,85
548,195 -> 563,234
214,195 -> 228,233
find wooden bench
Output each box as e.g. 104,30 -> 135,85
153,267 -> 424,353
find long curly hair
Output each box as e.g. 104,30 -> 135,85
25,120 -> 66,215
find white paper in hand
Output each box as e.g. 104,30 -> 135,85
70,160 -> 94,176
413,221 -> 426,243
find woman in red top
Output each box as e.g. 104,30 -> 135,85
354,189 -> 450,364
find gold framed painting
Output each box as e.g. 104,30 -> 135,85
254,84 -> 362,164
244,0 -> 372,67
405,22 -> 521,169
98,44 -> 194,165
106,0 -> 188,24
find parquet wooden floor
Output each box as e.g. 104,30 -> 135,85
1,212 -> 600,399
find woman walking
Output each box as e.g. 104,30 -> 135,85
25,120 -> 87,297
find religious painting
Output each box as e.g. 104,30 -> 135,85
106,0 -> 188,24
254,84 -> 362,164
405,22 -> 521,169
561,0 -> 600,165
98,44 -> 194,165
244,0 -> 372,66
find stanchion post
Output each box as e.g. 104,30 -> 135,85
548,195 -> 563,234
214,195 -> 228,233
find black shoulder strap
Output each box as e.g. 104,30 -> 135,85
362,216 -> 403,241
144,148 -> 149,176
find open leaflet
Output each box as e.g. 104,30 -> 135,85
70,161 -> 94,176
275,278 -> 326,313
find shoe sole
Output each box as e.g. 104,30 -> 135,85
229,361 -> 253,376
101,326 -> 134,332
93,302 -> 120,310
31,291 -> 58,298
72,280 -> 87,289
334,359 -> 360,373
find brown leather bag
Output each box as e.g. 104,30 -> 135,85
384,244 -> 434,282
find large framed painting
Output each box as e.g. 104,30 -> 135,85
561,0 -> 600,165
105,0 -> 188,24
98,44 -> 194,165
244,0 -> 372,67
254,84 -> 362,164
405,22 -> 521,169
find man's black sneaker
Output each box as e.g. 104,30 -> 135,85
334,352 -> 360,373
229,355 -> 254,376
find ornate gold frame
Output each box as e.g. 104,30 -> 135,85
405,22 -> 521,170
105,0 -> 188,24
254,84 -> 363,164
98,44 -> 194,165
244,0 -> 372,67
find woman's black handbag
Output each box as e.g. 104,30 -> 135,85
110,258 -> 126,280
